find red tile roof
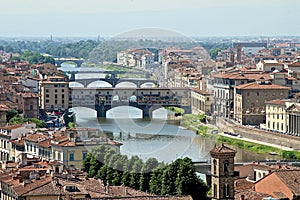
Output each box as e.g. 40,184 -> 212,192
266,99 -> 286,106
210,144 -> 236,154
235,81 -> 291,90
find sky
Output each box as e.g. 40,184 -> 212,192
1,0 -> 300,37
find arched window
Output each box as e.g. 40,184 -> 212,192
224,160 -> 229,177
213,159 -> 217,175
223,184 -> 230,197
213,184 -> 217,198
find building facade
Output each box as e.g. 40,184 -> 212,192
40,76 -> 70,112
210,144 -> 236,200
234,80 -> 290,125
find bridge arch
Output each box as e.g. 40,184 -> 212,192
106,106 -> 143,119
69,82 -> 85,88
87,81 -> 113,88
140,82 -> 156,88
115,82 -> 138,88
55,59 -> 84,67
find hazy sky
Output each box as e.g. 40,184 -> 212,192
1,0 -> 299,37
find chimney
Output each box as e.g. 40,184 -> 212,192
240,194 -> 245,200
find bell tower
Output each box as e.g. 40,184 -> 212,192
210,144 -> 236,200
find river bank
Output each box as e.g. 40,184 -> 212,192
179,114 -> 300,160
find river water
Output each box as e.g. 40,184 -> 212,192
61,63 -> 280,164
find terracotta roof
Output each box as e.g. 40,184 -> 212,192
22,93 -> 39,98
13,176 -> 52,196
235,189 -> 270,200
214,72 -> 272,81
235,81 -> 291,90
275,170 -> 300,196
266,99 -> 286,106
210,144 -> 236,154
0,124 -> 23,130
10,138 -> 25,146
191,88 -> 210,95
234,178 -> 255,190
0,104 -> 10,111
288,61 -> 300,67
38,138 -> 51,148
25,133 -> 48,143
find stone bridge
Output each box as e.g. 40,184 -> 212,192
71,87 -> 191,118
71,78 -> 157,88
55,58 -> 84,67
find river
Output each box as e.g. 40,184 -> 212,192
61,63 -> 280,164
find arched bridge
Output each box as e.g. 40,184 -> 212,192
66,70 -> 154,88
72,78 -> 157,88
54,58 -> 84,67
71,87 -> 191,118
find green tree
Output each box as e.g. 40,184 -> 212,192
82,153 -> 93,172
149,165 -> 164,194
122,155 -> 140,186
139,158 -> 159,191
175,157 -> 209,199
6,108 -> 18,122
88,156 -> 101,178
129,158 -> 143,189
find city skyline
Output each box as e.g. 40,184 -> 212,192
1,0 -> 300,37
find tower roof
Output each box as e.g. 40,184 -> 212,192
210,144 -> 236,154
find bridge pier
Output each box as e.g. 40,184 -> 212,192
70,73 -> 76,81
95,104 -> 110,118
142,106 -> 152,118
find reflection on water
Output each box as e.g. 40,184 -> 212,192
64,63 -> 281,163
72,107 -> 281,163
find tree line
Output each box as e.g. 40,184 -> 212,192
10,51 -> 55,64
0,40 -> 99,59
83,145 -> 209,200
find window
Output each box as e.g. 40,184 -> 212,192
55,94 -> 58,99
213,159 -> 217,175
257,92 -> 259,96
224,184 -> 230,197
213,184 -> 217,198
82,152 -> 87,160
224,160 -> 229,177
69,152 -> 74,161
46,94 -> 49,98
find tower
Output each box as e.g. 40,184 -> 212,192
236,44 -> 242,63
210,144 -> 236,200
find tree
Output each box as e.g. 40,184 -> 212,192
175,157 -> 209,199
149,165 -> 164,194
139,158 -> 159,191
129,158 -> 143,189
6,108 -> 18,122
161,159 -> 182,195
122,155 -> 140,186
82,153 -> 93,172
88,156 -> 101,178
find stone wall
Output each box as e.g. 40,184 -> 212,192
216,117 -> 300,150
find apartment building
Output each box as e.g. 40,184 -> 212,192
234,80 -> 290,125
191,88 -> 213,115
264,97 -> 300,136
40,75 -> 70,112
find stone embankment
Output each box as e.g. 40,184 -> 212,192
216,117 -> 300,150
